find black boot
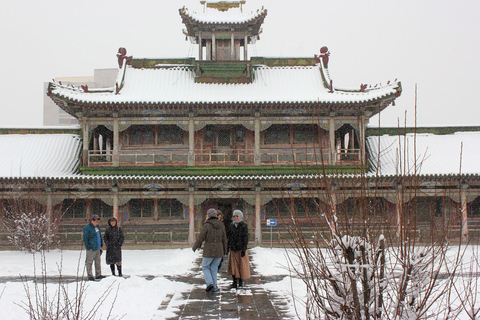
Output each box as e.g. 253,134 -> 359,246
229,276 -> 238,289
238,278 -> 243,288
110,264 -> 115,276
117,265 -> 123,277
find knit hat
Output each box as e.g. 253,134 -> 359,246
207,208 -> 218,218
232,210 -> 243,221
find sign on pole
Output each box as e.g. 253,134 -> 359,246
266,219 -> 277,248
266,219 -> 277,227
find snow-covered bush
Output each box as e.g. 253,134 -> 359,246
2,198 -> 59,253
9,212 -> 58,253
280,191 -> 464,319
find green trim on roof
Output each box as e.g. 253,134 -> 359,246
366,126 -> 480,136
131,58 -> 196,69
79,165 -> 365,176
130,57 -> 318,70
0,128 -> 81,135
251,57 -> 317,67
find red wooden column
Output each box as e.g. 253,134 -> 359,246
230,29 -> 235,59
81,115 -> 89,166
244,34 -> 248,61
198,31 -> 203,61
46,189 -> 53,239
112,114 -> 119,167
255,185 -> 262,245
112,184 -> 120,225
254,112 -> 260,166
359,115 -> 367,165
212,31 -> 216,60
188,112 -> 194,166
188,186 -> 195,245
329,115 -> 335,165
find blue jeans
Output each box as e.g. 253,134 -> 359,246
202,257 -> 222,289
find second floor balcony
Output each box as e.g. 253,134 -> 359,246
86,123 -> 364,168
88,147 -> 361,167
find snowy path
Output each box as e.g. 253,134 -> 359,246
154,255 -> 294,319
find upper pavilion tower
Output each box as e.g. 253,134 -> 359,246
179,0 -> 267,61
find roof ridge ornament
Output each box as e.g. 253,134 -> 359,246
117,47 -> 132,69
201,0 -> 246,12
314,46 -> 330,68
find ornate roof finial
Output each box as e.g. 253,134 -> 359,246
117,47 -> 133,68
319,46 -> 330,68
203,0 -> 246,12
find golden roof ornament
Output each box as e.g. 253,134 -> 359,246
200,0 -> 246,12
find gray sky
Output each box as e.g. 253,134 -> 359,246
1,0 -> 479,127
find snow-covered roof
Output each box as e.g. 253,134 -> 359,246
0,125 -> 80,130
180,5 -> 265,24
0,134 -> 81,178
367,132 -> 480,176
50,65 -> 400,105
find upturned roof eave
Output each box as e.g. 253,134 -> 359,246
179,7 -> 267,31
49,92 -> 400,109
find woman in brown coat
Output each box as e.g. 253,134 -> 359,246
227,209 -> 251,289
192,208 -> 227,292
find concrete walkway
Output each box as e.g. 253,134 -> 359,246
160,253 -> 295,319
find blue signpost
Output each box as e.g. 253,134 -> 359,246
266,219 -> 277,248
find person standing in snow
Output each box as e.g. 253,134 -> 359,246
83,214 -> 105,281
103,217 -> 125,277
192,208 -> 227,292
227,209 -> 251,289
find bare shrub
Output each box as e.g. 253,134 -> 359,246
453,245 -> 480,319
268,109 -> 469,318
18,249 -> 121,320
275,172 -> 466,319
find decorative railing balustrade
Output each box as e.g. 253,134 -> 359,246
87,148 -> 360,166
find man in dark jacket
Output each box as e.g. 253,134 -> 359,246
83,214 -> 105,281
192,208 -> 227,292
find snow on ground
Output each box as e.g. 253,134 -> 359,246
0,249 -> 198,319
0,246 -> 478,319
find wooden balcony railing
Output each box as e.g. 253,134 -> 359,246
88,151 -> 113,166
194,151 -> 254,165
87,148 -> 361,167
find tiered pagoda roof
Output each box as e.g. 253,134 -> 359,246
180,5 -> 266,29
48,59 -> 401,117
48,64 -> 400,105
180,0 -> 266,35
47,0 -> 401,117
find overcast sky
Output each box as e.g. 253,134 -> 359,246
1,0 -> 479,127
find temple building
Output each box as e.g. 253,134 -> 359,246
1,0 -> 479,245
